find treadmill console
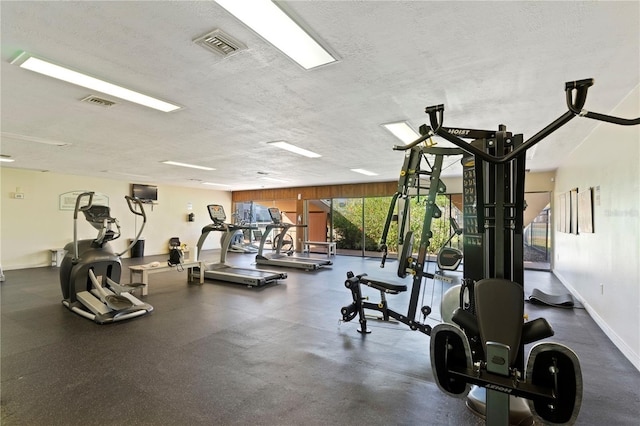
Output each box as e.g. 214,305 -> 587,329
208,204 -> 227,223
268,207 -> 282,224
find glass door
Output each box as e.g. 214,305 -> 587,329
332,198 -> 364,256
363,196 -> 397,258
523,192 -> 552,270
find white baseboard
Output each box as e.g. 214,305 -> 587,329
554,270 -> 640,372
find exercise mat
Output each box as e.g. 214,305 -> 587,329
528,288 -> 575,308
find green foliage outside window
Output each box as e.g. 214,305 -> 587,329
332,195 -> 461,255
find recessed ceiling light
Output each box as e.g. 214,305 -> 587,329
260,176 -> 289,183
2,131 -> 71,147
214,0 -> 337,70
101,170 -> 151,179
351,168 -> 378,176
382,121 -> 420,144
11,52 -> 181,112
162,161 -> 215,171
202,182 -> 231,187
0,155 -> 15,163
267,141 -> 321,158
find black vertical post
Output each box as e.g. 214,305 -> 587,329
407,154 -> 445,322
493,129 -> 508,279
545,209 -> 550,262
512,133 -> 526,287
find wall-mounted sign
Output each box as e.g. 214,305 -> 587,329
59,191 -> 109,211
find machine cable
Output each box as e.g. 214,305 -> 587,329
341,134 -> 464,335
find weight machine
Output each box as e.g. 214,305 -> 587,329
342,79 -> 639,425
428,79 -> 638,425
342,141 -> 463,335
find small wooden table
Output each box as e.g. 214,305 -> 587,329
128,259 -> 204,296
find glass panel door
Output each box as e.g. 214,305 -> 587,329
332,198 -> 364,256
523,192 -> 552,270
363,196 -> 396,258
307,199 -> 332,248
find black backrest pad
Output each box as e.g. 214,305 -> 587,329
83,205 -> 113,224
474,278 -> 524,365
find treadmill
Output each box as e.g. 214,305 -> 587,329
255,207 -> 332,271
193,204 -> 287,287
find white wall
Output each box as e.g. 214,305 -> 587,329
553,86 -> 640,370
0,168 -> 231,270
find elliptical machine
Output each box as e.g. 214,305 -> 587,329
433,217 -> 463,284
59,192 -> 153,324
437,217 -> 463,271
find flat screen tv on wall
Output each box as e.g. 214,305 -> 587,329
131,183 -> 158,203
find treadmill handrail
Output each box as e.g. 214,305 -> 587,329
257,222 -> 307,257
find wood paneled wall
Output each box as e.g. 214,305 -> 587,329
232,181 -> 398,203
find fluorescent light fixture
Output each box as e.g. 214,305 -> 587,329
214,0 -> 337,70
382,121 -> 421,144
11,52 -> 181,112
101,170 -> 151,179
0,156 -> 15,163
260,176 -> 289,183
1,131 -> 71,147
162,161 -> 215,171
351,168 -> 378,176
202,182 -> 231,187
267,141 -> 321,158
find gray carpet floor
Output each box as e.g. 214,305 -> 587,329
1,252 -> 638,425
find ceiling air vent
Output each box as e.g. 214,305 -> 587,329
193,29 -> 247,57
81,95 -> 116,108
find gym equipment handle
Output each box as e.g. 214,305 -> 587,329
72,192 -> 94,262
392,132 -> 432,151
425,79 -> 640,165
119,196 -> 148,257
73,192 -> 94,219
565,79 -> 639,125
125,195 -> 147,220
392,135 -> 465,157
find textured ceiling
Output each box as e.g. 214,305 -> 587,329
1,1 -> 638,191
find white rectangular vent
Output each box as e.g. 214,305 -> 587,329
193,29 -> 247,57
81,95 -> 116,108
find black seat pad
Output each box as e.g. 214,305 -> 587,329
360,276 -> 407,294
